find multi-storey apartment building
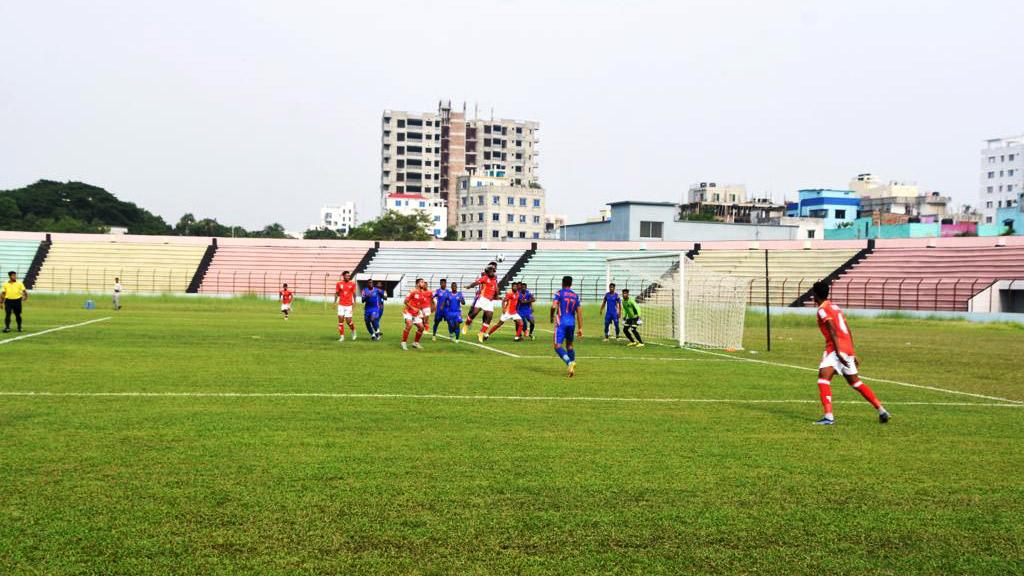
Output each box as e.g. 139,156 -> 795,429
381,101 -> 539,224
980,136 -> 1024,224
455,174 -> 545,241
317,202 -> 357,235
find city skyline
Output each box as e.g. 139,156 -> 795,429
2,0 -> 1023,231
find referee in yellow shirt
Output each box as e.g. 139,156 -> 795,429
2,270 -> 28,333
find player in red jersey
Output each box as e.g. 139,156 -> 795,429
278,283 -> 293,320
487,282 -> 524,341
464,265 -> 499,339
333,270 -> 357,342
812,281 -> 890,425
401,277 -> 430,350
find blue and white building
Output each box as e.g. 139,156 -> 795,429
384,193 -> 448,238
786,189 -> 860,230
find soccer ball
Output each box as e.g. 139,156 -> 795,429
496,255 -> 505,263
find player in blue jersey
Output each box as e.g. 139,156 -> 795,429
517,281 -> 536,340
600,283 -> 623,341
361,280 -> 385,340
431,278 -> 450,341
550,275 -> 583,377
444,282 -> 467,342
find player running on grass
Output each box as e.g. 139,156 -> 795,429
333,271 -> 358,341
431,278 -> 450,341
600,283 -> 622,340
487,281 -> 524,341
445,282 -> 466,342
401,278 -> 431,350
278,283 -> 293,320
464,265 -> 499,340
517,282 -> 536,340
550,275 -> 583,377
621,289 -> 644,347
812,281 -> 890,425
361,280 -> 385,340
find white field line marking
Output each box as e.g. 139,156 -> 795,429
435,333 -> 520,358
535,326 -> 676,348
688,347 -> 1023,405
0,317 -> 111,345
534,327 -> 1022,405
0,390 -> 1018,408
517,355 -> 733,362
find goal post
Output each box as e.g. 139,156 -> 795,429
605,252 -> 746,349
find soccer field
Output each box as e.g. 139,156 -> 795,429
1,295 -> 1022,575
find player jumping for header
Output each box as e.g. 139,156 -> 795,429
551,275 -> 583,377
278,283 -> 293,320
600,282 -> 622,341
465,265 -> 499,343
334,271 -> 357,341
812,281 -> 890,425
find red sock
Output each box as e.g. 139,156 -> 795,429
339,323 -> 345,336
488,324 -> 499,335
850,379 -> 881,409
817,379 -> 833,415
515,323 -> 522,338
402,328 -> 410,343
465,318 -> 473,327
414,328 -> 423,343
480,324 -> 489,334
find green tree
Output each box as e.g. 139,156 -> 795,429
0,180 -> 171,234
251,223 -> 288,239
0,196 -> 22,229
443,226 -> 459,241
303,228 -> 340,240
346,210 -> 433,241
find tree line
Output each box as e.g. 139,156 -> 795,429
0,180 -> 450,240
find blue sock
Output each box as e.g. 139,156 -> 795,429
568,348 -> 576,362
614,319 -> 620,337
604,318 -> 611,336
554,346 -> 570,365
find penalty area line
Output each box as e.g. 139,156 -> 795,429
0,390 -> 1018,408
0,317 -> 111,345
435,333 -> 520,358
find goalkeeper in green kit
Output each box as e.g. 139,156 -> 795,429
621,289 -> 644,347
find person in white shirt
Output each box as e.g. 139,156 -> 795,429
113,277 -> 122,311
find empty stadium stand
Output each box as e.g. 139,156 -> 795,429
693,248 -> 861,306
361,247 -> 526,295
512,250 -> 678,300
34,240 -> 208,293
0,239 -> 42,281
828,245 -> 1024,311
199,242 -> 373,295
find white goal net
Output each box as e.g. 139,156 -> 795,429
605,253 -> 747,349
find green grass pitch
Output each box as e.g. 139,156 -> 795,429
1,295 -> 1022,575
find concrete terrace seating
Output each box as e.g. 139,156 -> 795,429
34,241 -> 207,293
693,248 -> 860,306
361,248 -> 526,295
513,250 -> 677,300
0,240 -> 41,279
829,246 -> 1024,311
200,244 -> 371,296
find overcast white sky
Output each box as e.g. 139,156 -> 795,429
2,0 -> 1022,231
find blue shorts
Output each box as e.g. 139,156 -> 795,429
446,314 -> 463,326
364,308 -> 381,320
554,324 -> 576,346
518,309 -> 534,321
605,314 -> 620,321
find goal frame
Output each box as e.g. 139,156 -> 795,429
606,251 -> 687,347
